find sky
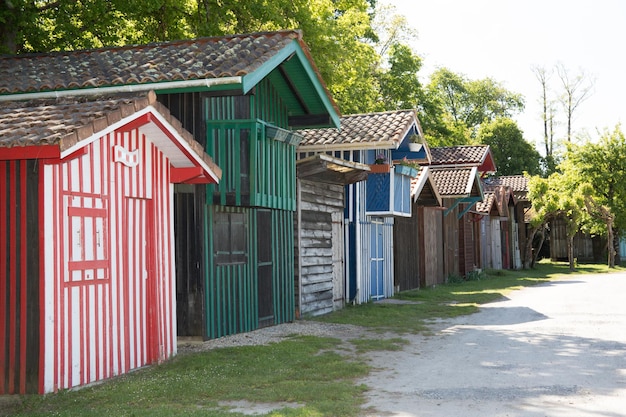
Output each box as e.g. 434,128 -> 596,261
387,0 -> 626,152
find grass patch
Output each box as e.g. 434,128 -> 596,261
9,336 -> 369,417
313,261 -> 622,333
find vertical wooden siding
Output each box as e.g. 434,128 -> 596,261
42,128 -> 175,393
393,212 -> 420,291
0,159 -> 40,394
458,211 -> 476,277
418,207 -> 445,287
205,206 -> 294,339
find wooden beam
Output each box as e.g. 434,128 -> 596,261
0,145 -> 60,161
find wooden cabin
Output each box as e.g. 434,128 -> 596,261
475,184 -> 518,270
295,154 -> 369,316
162,32 -> 341,338
298,110 -> 421,303
393,165 -> 443,290
427,146 -> 496,280
0,92 -> 220,394
429,167 -> 484,280
485,175 -> 529,268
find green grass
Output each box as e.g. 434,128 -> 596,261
313,260 -> 624,333
9,336 -> 369,417
7,261 -> 622,417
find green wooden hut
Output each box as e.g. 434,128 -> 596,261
0,30 -> 340,341
160,31 -> 341,339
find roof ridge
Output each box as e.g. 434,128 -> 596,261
1,30 -> 302,59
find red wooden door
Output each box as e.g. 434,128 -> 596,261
123,198 -> 158,368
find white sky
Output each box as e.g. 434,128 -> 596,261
387,0 -> 626,150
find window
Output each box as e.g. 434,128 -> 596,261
213,210 -> 248,265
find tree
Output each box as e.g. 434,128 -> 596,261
476,118 -> 541,176
555,63 -> 594,143
532,65 -> 558,174
422,68 -> 525,146
564,126 -> 626,265
526,171 -> 584,271
376,43 -> 423,111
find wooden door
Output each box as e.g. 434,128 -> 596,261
491,218 -> 502,269
174,186 -> 204,337
124,198 -> 158,366
370,218 -> 385,300
257,209 -> 274,328
331,211 -> 345,309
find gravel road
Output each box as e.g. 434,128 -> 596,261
180,271 -> 626,416
361,272 -> 626,416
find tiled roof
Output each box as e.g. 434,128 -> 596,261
0,91 -> 219,175
486,175 -> 528,193
430,167 -> 480,197
0,31 -> 301,96
475,191 -> 495,214
297,110 -> 418,150
410,167 -> 441,206
430,145 -> 489,165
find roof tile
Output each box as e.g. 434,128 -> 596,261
430,145 -> 489,165
0,91 -> 218,176
298,110 -> 418,149
430,167 -> 476,196
0,31 -> 301,96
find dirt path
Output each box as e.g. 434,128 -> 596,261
362,272 -> 626,416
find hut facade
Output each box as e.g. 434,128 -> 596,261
0,93 -> 220,394
298,110 -> 420,303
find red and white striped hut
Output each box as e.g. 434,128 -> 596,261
0,91 -> 221,394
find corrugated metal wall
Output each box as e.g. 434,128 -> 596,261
0,159 -> 40,394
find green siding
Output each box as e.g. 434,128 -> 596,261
202,78 -> 297,340
205,206 -> 294,339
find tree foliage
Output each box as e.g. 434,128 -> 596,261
376,43 -> 423,111
421,68 -> 525,146
527,170 -> 584,270
563,125 -> 626,264
476,118 -> 541,176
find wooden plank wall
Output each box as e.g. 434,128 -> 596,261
42,128 -> 176,393
295,180 -> 345,317
458,212 -> 476,277
549,217 -> 594,261
205,206 -> 295,339
418,207 -> 444,286
393,211 -> 420,291
442,199 -> 460,281
0,159 -> 40,394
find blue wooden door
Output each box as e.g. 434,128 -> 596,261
370,218 -> 385,300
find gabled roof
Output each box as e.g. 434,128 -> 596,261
475,191 -> 497,215
0,91 -> 221,183
411,166 -> 442,206
0,30 -> 339,129
297,109 -> 420,151
476,184 -> 516,216
429,145 -> 496,174
485,175 -> 529,200
430,166 -> 483,198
